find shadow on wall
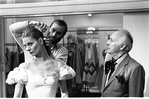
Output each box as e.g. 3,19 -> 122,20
144,76 -> 149,97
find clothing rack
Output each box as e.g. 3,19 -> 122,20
5,43 -> 17,46
5,43 -> 18,52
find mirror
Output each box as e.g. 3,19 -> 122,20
3,13 -> 122,98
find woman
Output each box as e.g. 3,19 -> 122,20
6,27 -> 76,98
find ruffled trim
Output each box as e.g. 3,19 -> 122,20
6,67 -> 28,85
59,64 -> 76,80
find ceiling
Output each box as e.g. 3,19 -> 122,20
0,0 -> 70,4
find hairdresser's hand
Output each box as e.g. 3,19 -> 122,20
28,21 -> 47,32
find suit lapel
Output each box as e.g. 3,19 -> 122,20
104,55 -> 130,89
101,69 -> 108,92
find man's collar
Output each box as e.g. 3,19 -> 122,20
51,44 -> 57,50
116,53 -> 128,64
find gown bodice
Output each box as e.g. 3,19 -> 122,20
6,61 -> 76,97
25,69 -> 59,97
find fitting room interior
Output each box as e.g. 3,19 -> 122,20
0,0 -> 149,97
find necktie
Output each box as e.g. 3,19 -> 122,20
105,58 -> 117,80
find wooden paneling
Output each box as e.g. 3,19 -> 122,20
0,17 -> 6,97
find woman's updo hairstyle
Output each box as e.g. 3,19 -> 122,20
22,27 -> 44,40
22,27 -> 51,55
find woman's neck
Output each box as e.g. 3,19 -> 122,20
34,48 -> 51,62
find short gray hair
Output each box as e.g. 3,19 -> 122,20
117,29 -> 133,52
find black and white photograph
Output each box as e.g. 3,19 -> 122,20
0,0 -> 149,98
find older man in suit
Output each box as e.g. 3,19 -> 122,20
101,29 -> 145,97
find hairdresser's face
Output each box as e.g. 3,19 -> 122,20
22,37 -> 42,56
47,22 -> 65,45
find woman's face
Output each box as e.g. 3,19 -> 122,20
22,36 -> 42,56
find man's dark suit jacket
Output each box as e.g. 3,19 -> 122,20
101,54 -> 145,97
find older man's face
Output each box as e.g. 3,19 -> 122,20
106,31 -> 122,55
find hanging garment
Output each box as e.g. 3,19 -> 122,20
83,42 -> 97,86
67,34 -> 83,84
67,34 -> 84,96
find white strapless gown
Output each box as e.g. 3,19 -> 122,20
6,62 -> 76,97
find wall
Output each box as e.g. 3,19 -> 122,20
123,12 -> 149,96
64,13 -> 123,29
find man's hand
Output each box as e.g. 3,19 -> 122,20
28,21 -> 47,32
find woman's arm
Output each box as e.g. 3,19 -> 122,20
9,21 -> 29,50
58,81 -> 69,98
9,20 -> 47,50
13,83 -> 24,98
9,21 -> 47,61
